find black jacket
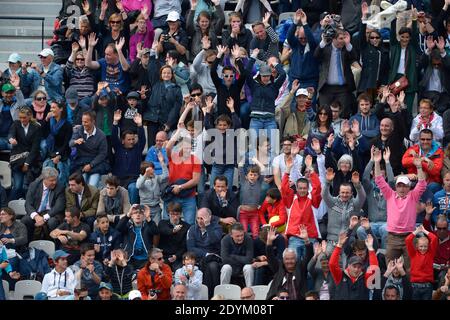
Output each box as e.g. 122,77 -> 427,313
222,26 -> 253,52
221,234 -> 254,276
8,120 -> 42,169
266,241 -> 313,300
199,189 -> 239,220
158,219 -> 190,261
332,271 -> 370,300
25,178 -> 66,218
116,215 -> 159,261
42,119 -> 73,161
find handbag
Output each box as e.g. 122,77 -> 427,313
388,76 -> 408,95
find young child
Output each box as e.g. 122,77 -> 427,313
136,155 -> 168,225
258,188 -> 287,231
118,91 -> 143,133
406,225 -> 438,300
174,252 -> 203,300
89,214 -> 122,265
239,165 -> 263,239
104,249 -> 135,298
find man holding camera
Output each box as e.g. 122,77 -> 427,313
137,247 -> 172,300
314,27 -> 358,118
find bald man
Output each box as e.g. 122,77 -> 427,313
240,287 -> 255,300
172,284 -> 187,300
145,131 -> 169,176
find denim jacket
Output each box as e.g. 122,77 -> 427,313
40,62 -> 64,102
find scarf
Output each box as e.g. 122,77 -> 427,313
32,102 -> 47,120
104,191 -> 123,216
46,117 -> 66,153
419,112 -> 434,129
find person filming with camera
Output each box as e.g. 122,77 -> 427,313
137,247 -> 172,300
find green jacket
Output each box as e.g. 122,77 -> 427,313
388,20 -> 419,92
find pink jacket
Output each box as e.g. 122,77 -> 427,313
375,176 -> 427,234
121,0 -> 152,13
129,20 -> 154,62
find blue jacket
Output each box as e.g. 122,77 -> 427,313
186,216 -> 222,259
111,124 -> 146,179
89,227 -> 122,261
349,113 -> 380,139
246,58 -> 286,115
17,247 -> 51,279
41,62 -> 64,101
144,146 -> 168,176
287,23 -> 319,83
332,134 -> 369,173
432,189 -> 450,224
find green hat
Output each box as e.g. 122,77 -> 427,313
1,83 -> 15,92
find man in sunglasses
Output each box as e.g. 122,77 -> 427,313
137,248 -> 172,300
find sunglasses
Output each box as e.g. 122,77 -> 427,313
191,93 -> 201,97
420,138 -> 432,141
76,58 -> 85,61
436,227 -> 448,230
153,257 -> 163,261
370,36 -> 380,39
279,296 -> 289,300
223,74 -> 234,78
35,96 -> 47,101
110,20 -> 121,24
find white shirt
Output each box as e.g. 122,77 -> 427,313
273,153 -> 303,184
84,127 -> 97,140
397,48 -> 406,75
41,268 -> 77,298
21,123 -> 30,135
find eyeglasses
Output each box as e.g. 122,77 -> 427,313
223,74 -> 234,78
420,138 -> 432,141
110,20 -> 121,24
206,60 -> 214,64
76,58 -> 85,61
436,227 -> 448,230
191,93 -> 202,97
35,96 -> 47,101
370,36 -> 380,39
152,257 -> 163,261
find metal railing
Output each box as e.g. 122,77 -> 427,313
0,16 -> 46,49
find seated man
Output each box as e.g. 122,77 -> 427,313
111,112 -> 146,204
116,204 -> 159,270
158,202 -> 190,271
199,176 -> 239,228
69,111 -> 109,188
41,250 -> 77,299
137,248 -> 172,300
71,243 -> 104,298
96,175 -> 131,225
402,128 -> 444,193
220,223 -> 254,288
22,167 -> 65,241
50,207 -> 91,265
66,172 -> 100,229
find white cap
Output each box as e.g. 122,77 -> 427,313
395,175 -> 411,186
128,290 -> 142,300
166,11 -> 180,22
8,53 -> 22,63
38,48 -> 54,57
295,88 -> 309,97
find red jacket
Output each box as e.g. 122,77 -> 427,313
423,218 -> 450,266
282,171 -> 321,238
406,232 -> 439,283
137,262 -> 173,300
258,199 -> 287,227
401,145 -> 444,184
329,246 -> 379,285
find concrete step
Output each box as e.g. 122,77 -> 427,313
0,26 -> 54,37
0,2 -> 61,16
0,37 -> 46,54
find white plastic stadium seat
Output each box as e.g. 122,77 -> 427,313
8,199 -> 27,217
251,285 -> 269,300
29,240 -> 55,257
200,284 -> 209,300
213,284 -> 241,300
2,280 -> 10,300
13,280 -> 42,300
0,160 -> 11,189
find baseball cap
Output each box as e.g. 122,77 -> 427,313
38,48 -> 54,57
65,86 -> 79,104
166,11 -> 180,22
126,91 -> 140,100
1,83 -> 16,93
8,53 -> 22,63
141,48 -> 151,55
128,290 -> 142,300
395,175 -> 411,186
99,282 -> 113,291
53,250 -> 70,261
348,255 -> 363,266
259,64 -> 272,76
34,292 -> 48,300
295,88 -> 309,97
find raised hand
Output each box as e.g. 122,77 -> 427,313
351,119 -> 360,136
298,224 -> 308,240
338,231 -> 348,247
211,0 -> 220,6
397,91 -> 405,106
113,109 -> 122,123
413,224 -> 425,235
394,257 -> 404,272
344,31 -> 351,46
361,2 -> 369,17
262,12 -> 271,26
327,133 -> 335,147
204,95 -> 214,114
9,73 -> 20,88
166,56 -> 176,67
216,44 -> 227,58
349,215 -> 359,230
290,79 -> 300,94
373,148 -> 382,163
413,155 -> 422,168
88,32 -> 98,47
190,0 -> 198,10
101,0 -> 108,12
133,113 -> 143,127
267,226 -> 278,244
79,35 -> 87,50
72,41 -> 80,52
226,97 -> 235,112
424,200 -> 435,217
201,35 -> 211,50
250,48 -> 260,59
347,135 -> 356,150
116,0 -> 124,12
290,142 -> 299,156
411,5 -> 418,21
311,138 -> 321,154
351,171 -> 360,185
82,0 -> 90,14
436,36 -> 446,52
115,37 -> 125,51
365,234 -> 374,250
341,120 -> 350,135
294,9 -> 302,24
426,35 -> 435,51
383,147 -> 391,162
231,44 -> 240,60
360,217 -> 370,230
305,154 -> 313,169
326,167 -> 335,182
